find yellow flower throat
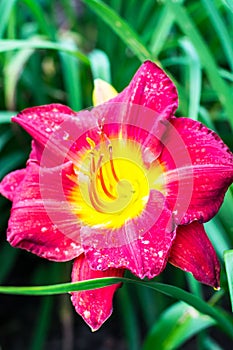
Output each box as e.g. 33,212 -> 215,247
70,135 -> 163,229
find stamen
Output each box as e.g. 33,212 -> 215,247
96,154 -> 104,171
86,134 -> 124,213
90,152 -> 96,173
109,145 -> 119,182
99,167 -> 116,200
86,137 -> 96,149
88,181 -> 105,213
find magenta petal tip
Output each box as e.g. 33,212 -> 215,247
169,222 -> 221,289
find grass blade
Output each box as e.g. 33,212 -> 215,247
0,278 -> 233,338
59,38 -> 82,111
217,187 -> 233,243
222,0 -> 233,13
143,301 -> 215,350
0,130 -> 13,151
224,250 -> 233,311
118,285 -> 141,350
0,244 -> 19,283
0,111 -> 16,124
89,49 -> 112,82
0,39 -> 90,64
201,0 -> 233,72
0,151 -> 26,179
204,218 -> 231,258
0,0 -> 16,38
81,0 -> 154,62
166,0 -> 233,128
202,335 -> 225,350
179,37 -> 202,121
30,296 -> 53,350
149,4 -> 175,57
22,0 -> 54,38
4,48 -> 34,110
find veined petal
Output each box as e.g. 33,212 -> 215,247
169,222 -> 220,288
112,61 -> 178,118
12,103 -> 76,145
11,62 -> 178,169
29,140 -> 45,163
71,254 -> 124,331
12,103 -> 100,166
91,103 -> 172,163
7,161 -> 83,261
83,191 -> 176,279
0,169 -> 26,201
159,117 -> 233,224
0,140 -> 46,202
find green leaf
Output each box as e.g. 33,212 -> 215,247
149,4 -> 175,57
217,188 -> 233,241
22,0 -> 55,38
0,278 -> 233,339
143,301 -> 215,350
198,107 -> 216,130
202,335 -> 224,350
205,218 -> 231,258
0,243 -> 19,283
224,250 -> 233,311
166,0 -> 233,128
81,0 -> 154,62
0,39 -> 90,64
186,273 -> 203,298
201,0 -> 233,72
29,264 -> 59,350
222,0 -> 233,13
0,151 -> 26,179
179,37 -> 201,121
30,296 -> 53,350
0,111 -> 15,124
220,69 -> 233,83
0,0 -> 16,38
118,285 -> 141,350
89,49 -> 112,82
59,37 -> 83,110
0,130 -> 13,151
4,48 -> 34,110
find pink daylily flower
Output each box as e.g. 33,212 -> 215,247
1,61 -> 233,331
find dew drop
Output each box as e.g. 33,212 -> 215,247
63,131 -> 70,141
84,310 -> 90,319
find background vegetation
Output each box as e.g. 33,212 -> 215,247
0,0 -> 233,349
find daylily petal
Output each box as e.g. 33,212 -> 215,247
12,103 -> 76,145
83,191 -> 176,279
0,140 -> 45,202
29,140 -> 45,163
112,61 -> 178,118
169,221 -> 220,288
91,103 -> 171,163
71,254 -> 124,331
89,61 -> 179,164
6,161 -> 83,261
12,61 -> 178,169
0,169 -> 26,201
92,79 -> 118,106
12,103 -> 100,166
159,117 -> 233,224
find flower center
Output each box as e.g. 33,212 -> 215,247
69,134 -> 163,229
